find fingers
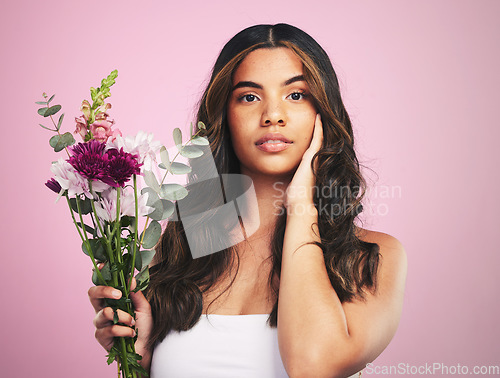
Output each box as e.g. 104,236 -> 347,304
88,286 -> 122,313
95,323 -> 136,351
93,307 -> 136,351
94,307 -> 136,329
311,113 -> 324,151
130,288 -> 151,313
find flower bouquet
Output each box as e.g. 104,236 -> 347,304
38,70 -> 208,377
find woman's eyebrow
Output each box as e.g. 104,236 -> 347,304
231,75 -> 306,92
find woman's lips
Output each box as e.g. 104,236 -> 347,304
255,141 -> 292,152
255,133 -> 293,152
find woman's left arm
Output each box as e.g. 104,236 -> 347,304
278,115 -> 408,378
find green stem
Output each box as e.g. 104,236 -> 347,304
128,175 -> 139,293
119,338 -> 130,378
72,196 -> 107,285
88,182 -> 117,285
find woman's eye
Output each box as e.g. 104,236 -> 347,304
288,92 -> 307,101
240,94 -> 258,102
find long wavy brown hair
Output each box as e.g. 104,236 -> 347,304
145,23 -> 380,350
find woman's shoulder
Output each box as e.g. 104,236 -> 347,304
355,227 -> 407,271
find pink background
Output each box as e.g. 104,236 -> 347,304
1,0 -> 499,376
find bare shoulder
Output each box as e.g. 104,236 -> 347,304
356,227 -> 407,282
357,227 -> 406,258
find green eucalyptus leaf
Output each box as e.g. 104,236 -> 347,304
49,132 -> 75,152
76,222 -> 94,234
134,266 -> 150,292
141,250 -> 156,267
169,162 -> 191,175
160,146 -> 170,170
134,250 -> 156,271
161,199 -> 175,219
92,262 -> 112,285
143,170 -> 161,193
70,197 -> 92,214
35,101 -> 47,105
48,94 -> 55,103
44,104 -> 62,117
146,197 -> 164,221
38,107 -> 48,116
121,216 -> 135,229
82,239 -> 107,261
140,220 -> 161,249
142,187 -> 160,205
57,113 -> 65,130
173,128 -> 182,148
197,121 -> 206,130
158,163 -> 167,170
179,145 -> 203,158
190,136 -> 209,146
160,184 -> 188,201
39,123 -> 56,131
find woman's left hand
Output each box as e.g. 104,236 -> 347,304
284,113 -> 323,214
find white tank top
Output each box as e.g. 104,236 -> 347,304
150,313 -> 362,377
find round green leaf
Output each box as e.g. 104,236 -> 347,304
134,266 -> 150,292
190,136 -> 209,146
134,250 -> 156,271
160,146 -> 170,170
161,199 -> 175,219
38,107 -> 48,116
143,170 -> 160,193
169,162 -> 191,175
140,220 -> 161,249
44,104 -> 62,117
92,262 -> 111,285
179,145 -> 203,158
173,128 -> 182,148
160,184 -> 188,201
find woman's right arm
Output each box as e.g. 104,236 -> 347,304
88,280 -> 153,372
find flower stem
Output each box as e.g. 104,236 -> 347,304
128,175 -> 139,293
71,196 -> 107,285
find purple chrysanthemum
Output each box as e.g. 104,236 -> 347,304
69,140 -> 113,184
105,148 -> 142,187
68,140 -> 142,188
45,178 -> 62,193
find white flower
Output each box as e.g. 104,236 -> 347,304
51,158 -> 92,198
94,187 -> 153,223
107,131 -> 162,171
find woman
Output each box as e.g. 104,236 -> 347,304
89,23 -> 407,377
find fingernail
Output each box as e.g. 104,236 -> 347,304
112,290 -> 121,298
131,318 -> 136,326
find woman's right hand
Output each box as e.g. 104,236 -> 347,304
88,278 -> 153,370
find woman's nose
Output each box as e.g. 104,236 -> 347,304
261,100 -> 286,126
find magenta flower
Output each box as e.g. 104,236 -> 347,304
45,178 -> 62,193
69,140 -> 142,188
69,140 -> 113,184
106,148 -> 142,187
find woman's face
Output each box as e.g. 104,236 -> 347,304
227,47 -> 318,179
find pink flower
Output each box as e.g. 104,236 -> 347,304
94,187 -> 153,223
74,116 -> 89,141
90,119 -> 115,143
108,131 -> 162,170
80,100 -> 91,121
51,158 -> 92,198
